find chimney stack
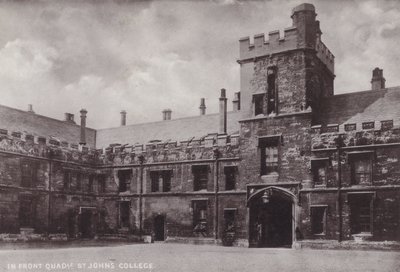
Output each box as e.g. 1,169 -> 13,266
120,110 -> 127,126
219,88 -> 227,134
232,92 -> 240,112
162,109 -> 172,120
371,67 -> 386,90
79,109 -> 87,145
27,104 -> 34,113
199,98 -> 206,115
64,113 -> 75,124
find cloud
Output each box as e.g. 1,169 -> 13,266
0,0 -> 399,128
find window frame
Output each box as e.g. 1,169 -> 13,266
259,135 -> 282,176
21,160 -> 38,188
117,169 -> 132,193
224,166 -> 237,191
150,170 -> 173,192
192,199 -> 208,233
266,67 -> 278,115
253,93 -> 265,116
192,165 -> 209,191
348,193 -> 374,234
311,158 -> 329,187
348,152 -> 374,186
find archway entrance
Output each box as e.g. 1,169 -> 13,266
154,215 -> 165,241
248,187 -> 295,248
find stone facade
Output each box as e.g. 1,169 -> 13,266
0,3 -> 399,247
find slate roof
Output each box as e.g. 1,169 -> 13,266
96,111 -> 242,148
316,86 -> 400,130
0,104 -> 96,148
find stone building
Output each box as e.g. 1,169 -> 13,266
0,3 -> 399,247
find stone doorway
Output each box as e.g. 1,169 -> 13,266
19,195 -> 35,229
79,208 -> 96,239
248,187 -> 295,248
154,215 -> 165,241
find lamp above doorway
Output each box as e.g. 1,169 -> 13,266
262,189 -> 272,204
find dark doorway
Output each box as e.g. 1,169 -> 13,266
19,196 -> 35,228
249,192 -> 293,247
67,209 -> 75,238
119,202 -> 130,229
79,209 -> 95,239
154,215 -> 165,241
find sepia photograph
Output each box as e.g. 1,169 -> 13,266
0,0 -> 399,271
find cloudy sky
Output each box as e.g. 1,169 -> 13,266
0,0 -> 399,128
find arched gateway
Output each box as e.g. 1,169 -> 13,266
248,186 -> 298,248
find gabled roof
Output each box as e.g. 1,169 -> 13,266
0,104 -> 96,148
316,87 -> 400,128
96,111 -> 242,148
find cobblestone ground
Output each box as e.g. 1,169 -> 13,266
0,243 -> 399,272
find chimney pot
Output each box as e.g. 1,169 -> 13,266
220,88 -> 226,98
219,89 -> 228,134
371,67 -> 386,90
120,110 -> 127,126
27,104 -> 34,113
162,109 -> 172,120
199,98 -> 206,115
64,113 -> 75,123
79,109 -> 88,145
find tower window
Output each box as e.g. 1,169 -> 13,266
253,94 -> 265,116
259,135 -> 281,175
267,68 -> 277,114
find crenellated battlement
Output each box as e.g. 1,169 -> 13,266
238,3 -> 334,75
316,39 -> 334,73
0,128 -> 99,164
239,27 -> 298,61
311,119 -> 400,150
97,133 -> 240,166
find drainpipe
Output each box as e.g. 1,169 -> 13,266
336,135 -> 344,242
213,148 -> 220,241
138,155 -> 145,237
48,161 -> 52,235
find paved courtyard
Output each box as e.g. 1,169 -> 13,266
0,243 -> 399,272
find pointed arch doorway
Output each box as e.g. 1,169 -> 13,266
248,186 -> 297,248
